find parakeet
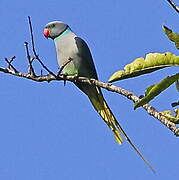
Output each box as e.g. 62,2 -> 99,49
43,21 -> 154,172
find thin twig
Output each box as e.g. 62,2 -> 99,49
24,42 -> 36,76
27,16 -> 57,77
57,57 -> 74,86
4,57 -> 18,73
35,56 -> 57,77
28,16 -> 38,56
40,69 -> 43,76
9,56 -> 16,64
57,57 -> 73,76
167,0 -> 179,13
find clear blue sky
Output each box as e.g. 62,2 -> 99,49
0,0 -> 179,179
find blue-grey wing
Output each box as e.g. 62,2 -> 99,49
75,37 -> 98,80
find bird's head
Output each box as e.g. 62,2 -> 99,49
43,21 -> 69,39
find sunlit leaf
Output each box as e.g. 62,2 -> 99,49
159,109 -> 179,124
163,25 -> 179,49
108,52 -> 179,83
134,73 -> 179,109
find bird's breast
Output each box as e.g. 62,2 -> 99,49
55,34 -> 81,75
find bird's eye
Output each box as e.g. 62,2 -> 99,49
51,24 -> 55,28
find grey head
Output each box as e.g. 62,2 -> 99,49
44,21 -> 69,39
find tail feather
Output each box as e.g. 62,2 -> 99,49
88,88 -> 123,144
88,87 -> 155,173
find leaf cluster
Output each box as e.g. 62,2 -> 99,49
108,26 -> 179,120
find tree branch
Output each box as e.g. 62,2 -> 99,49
167,0 -> 179,13
27,16 -> 57,77
1,16 -> 178,144
4,56 -> 18,73
0,65 -> 178,136
24,42 -> 36,76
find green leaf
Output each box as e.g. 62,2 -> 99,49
159,109 -> 179,124
108,52 -> 179,83
163,25 -> 179,49
134,73 -> 179,109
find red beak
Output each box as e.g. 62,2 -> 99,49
43,28 -> 50,38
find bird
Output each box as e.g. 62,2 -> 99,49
43,21 -> 155,172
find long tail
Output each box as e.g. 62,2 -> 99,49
87,86 -> 155,173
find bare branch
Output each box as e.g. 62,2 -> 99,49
28,16 -> 38,57
88,79 -> 179,136
1,15 -> 178,150
27,16 -> 57,77
57,57 -> 73,76
35,56 -> 57,77
0,65 -> 178,136
24,42 -> 36,76
4,56 -> 18,73
167,0 -> 179,13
